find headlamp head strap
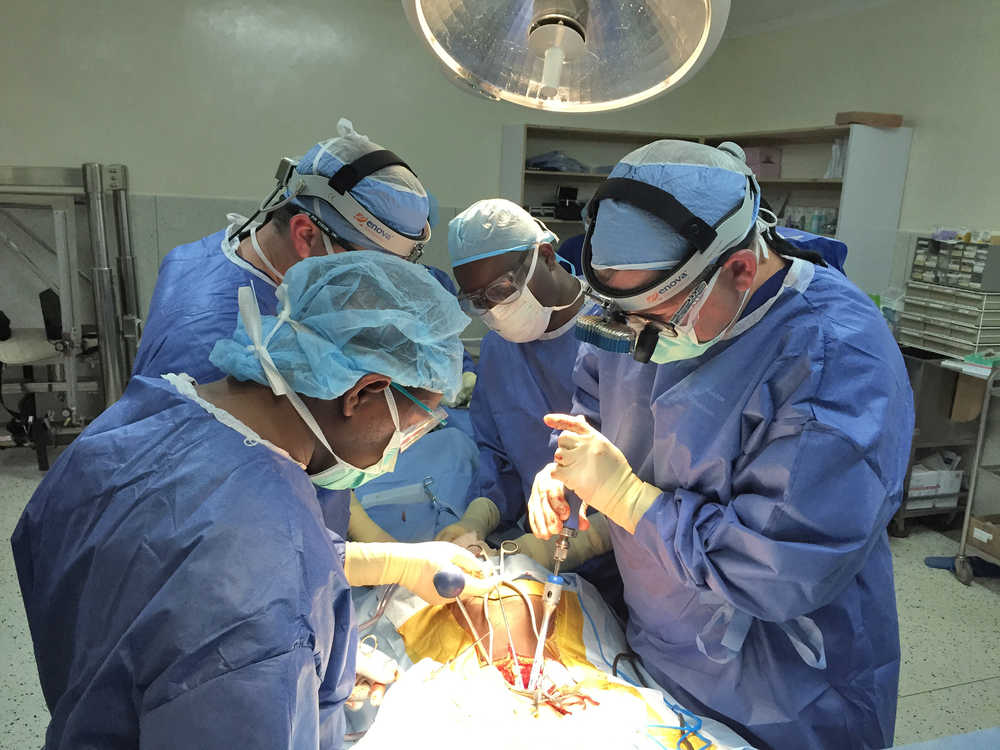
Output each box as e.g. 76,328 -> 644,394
234,150 -> 431,261
327,149 -> 415,194
581,175 -> 758,312
284,148 -> 430,262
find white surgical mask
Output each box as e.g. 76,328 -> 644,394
650,235 -> 806,364
483,248 -> 583,343
649,268 -> 750,364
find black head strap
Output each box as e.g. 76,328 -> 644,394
587,178 -> 717,252
328,150 -> 415,194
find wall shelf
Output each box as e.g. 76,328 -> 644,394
524,169 -> 609,180
501,122 -> 912,293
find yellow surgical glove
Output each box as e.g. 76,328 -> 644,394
347,492 -> 397,543
344,541 -> 500,605
443,371 -> 477,407
547,413 -> 661,534
514,514 -> 612,571
435,496 -> 500,542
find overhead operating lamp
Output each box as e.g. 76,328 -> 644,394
402,1 -> 730,113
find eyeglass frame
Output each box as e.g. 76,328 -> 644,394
456,246 -> 538,316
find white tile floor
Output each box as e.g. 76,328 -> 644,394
2,446 -> 999,748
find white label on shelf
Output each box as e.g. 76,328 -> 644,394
973,527 -> 993,543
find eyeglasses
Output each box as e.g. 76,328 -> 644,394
390,382 -> 448,452
457,248 -> 536,316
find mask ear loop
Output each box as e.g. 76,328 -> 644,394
754,208 -> 777,262
239,285 -> 385,474
313,197 -> 337,255
249,224 -> 286,282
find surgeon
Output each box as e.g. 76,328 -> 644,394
12,252 -> 498,749
132,118 -> 472,535
436,199 -> 612,577
528,141 -> 913,750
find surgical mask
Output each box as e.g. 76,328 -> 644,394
482,248 -> 583,343
236,285 -> 418,491
309,388 -> 402,490
649,233 -> 772,364
649,269 -> 750,364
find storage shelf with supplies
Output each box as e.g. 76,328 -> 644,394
897,281 -> 1000,358
910,235 -> 1000,291
501,122 -> 911,294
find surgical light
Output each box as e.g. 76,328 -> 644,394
402,1 -> 730,113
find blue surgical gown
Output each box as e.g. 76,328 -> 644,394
571,262 -> 913,750
469,328 -> 579,526
133,228 -> 278,384
777,226 -> 848,273
11,375 -> 356,749
355,427 -> 478,541
132,229 -> 362,534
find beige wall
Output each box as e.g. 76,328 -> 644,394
1,0 -> 997,234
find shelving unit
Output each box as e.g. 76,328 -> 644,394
500,122 -> 912,293
891,351 -> 980,538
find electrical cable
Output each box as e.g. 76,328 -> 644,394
500,580 -> 540,640
578,587 -> 713,749
0,363 -> 24,419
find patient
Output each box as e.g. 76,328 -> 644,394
349,552 -> 730,750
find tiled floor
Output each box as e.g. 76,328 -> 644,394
1,446 -> 998,748
890,524 -> 1000,745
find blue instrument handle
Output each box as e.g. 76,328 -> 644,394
563,490 -> 583,531
433,566 -> 466,599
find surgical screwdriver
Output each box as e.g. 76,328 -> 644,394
526,490 -> 583,691
551,489 -> 583,577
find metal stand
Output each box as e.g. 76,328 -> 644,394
0,164 -> 140,427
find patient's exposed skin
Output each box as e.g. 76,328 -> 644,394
446,588 -> 554,663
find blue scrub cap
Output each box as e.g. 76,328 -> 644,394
210,252 -> 469,401
448,199 -> 558,267
590,140 -> 760,271
289,118 -> 430,251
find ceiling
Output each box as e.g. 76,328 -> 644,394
724,0 -> 895,38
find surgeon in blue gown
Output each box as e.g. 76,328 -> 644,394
12,252 -> 497,750
435,199 -> 614,581
529,141 -> 913,750
132,118 -> 471,537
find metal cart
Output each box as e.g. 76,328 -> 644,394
938,359 -> 1000,584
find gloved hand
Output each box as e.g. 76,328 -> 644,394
443,371 -> 477,407
347,641 -> 400,711
347,492 -> 397,543
435,496 -> 500,543
344,541 -> 500,605
530,413 -> 661,536
514,514 -> 611,571
528,462 -> 574,540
